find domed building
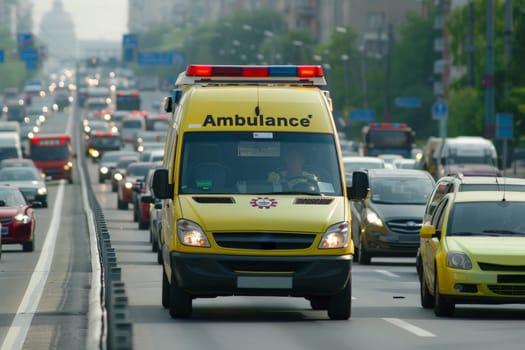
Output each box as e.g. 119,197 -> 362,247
38,0 -> 77,61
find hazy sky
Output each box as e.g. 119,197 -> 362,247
32,0 -> 128,41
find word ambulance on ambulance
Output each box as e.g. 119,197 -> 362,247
29,134 -> 75,184
152,64 -> 368,320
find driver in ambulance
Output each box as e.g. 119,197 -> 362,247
267,147 -> 319,191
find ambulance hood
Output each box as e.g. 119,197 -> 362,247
178,195 -> 346,233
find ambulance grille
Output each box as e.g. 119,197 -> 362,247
213,233 -> 316,250
192,197 -> 235,203
294,198 -> 334,205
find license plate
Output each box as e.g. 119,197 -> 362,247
237,276 -> 292,289
1,227 -> 8,236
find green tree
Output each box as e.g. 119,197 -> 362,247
389,12 -> 436,139
447,87 -> 484,136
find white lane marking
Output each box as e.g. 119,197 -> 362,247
1,181 -> 65,350
382,318 -> 436,337
375,269 -> 400,278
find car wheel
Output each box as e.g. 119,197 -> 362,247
327,279 -> 351,320
133,208 -> 138,222
434,272 -> 455,317
98,177 -> 104,184
138,218 -> 148,230
157,244 -> 163,265
112,183 -> 117,192
169,269 -> 192,319
357,235 -> 371,265
68,178 -> 73,184
117,198 -> 128,210
309,296 -> 329,310
151,231 -> 159,252
162,265 -> 170,309
23,241 -> 34,252
420,269 -> 434,309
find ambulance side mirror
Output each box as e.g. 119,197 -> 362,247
348,170 -> 369,201
152,168 -> 173,199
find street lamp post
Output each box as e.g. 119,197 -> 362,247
341,54 -> 350,108
359,45 -> 368,109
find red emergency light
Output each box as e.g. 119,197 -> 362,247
185,64 -> 324,78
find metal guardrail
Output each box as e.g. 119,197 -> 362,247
81,148 -> 133,349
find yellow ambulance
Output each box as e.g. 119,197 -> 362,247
152,64 -> 367,320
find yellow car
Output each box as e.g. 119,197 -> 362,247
418,191 -> 525,317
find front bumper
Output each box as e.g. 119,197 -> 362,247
169,252 -> 352,297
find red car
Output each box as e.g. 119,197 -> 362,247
0,185 -> 41,254
117,162 -> 152,210
132,167 -> 159,229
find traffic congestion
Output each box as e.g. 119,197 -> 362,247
1,1 -> 525,350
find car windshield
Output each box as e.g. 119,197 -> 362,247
0,168 -> 41,181
179,132 -> 342,195
370,175 -> 434,204
127,166 -> 150,177
448,201 -> 525,236
0,187 -> 26,206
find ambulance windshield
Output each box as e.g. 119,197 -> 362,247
179,132 -> 342,195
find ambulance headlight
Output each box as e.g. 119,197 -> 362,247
318,222 -> 349,249
177,219 -> 210,247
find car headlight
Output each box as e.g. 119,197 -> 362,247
318,222 -> 349,249
113,173 -> 123,181
14,214 -> 32,224
100,167 -> 109,174
366,209 -> 384,227
124,181 -> 133,189
447,251 -> 472,270
37,187 -> 47,195
177,219 -> 210,247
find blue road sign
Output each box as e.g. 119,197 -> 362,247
496,113 -> 513,140
17,33 -> 33,49
395,97 -> 421,108
122,34 -> 138,48
19,48 -> 38,62
25,60 -> 38,70
0,49 -> 4,63
138,51 -> 185,66
432,100 -> 448,120
349,109 -> 376,122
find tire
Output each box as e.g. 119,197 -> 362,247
138,218 -> 148,230
117,198 -> 128,210
133,207 -> 138,222
168,269 -> 192,319
327,280 -> 351,320
98,177 -> 104,184
151,230 -> 159,252
434,273 -> 455,317
309,297 -> 329,310
420,271 -> 434,309
357,235 -> 371,265
157,244 -> 163,264
23,241 -> 34,252
162,265 -> 170,309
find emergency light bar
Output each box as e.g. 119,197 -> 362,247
177,64 -> 327,86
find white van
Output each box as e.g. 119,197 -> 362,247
0,132 -> 23,160
433,136 -> 501,179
